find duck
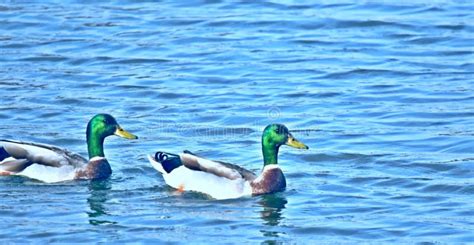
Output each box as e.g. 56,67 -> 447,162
0,114 -> 137,183
147,124 -> 308,200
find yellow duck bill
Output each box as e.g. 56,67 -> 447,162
114,126 -> 138,139
286,135 -> 309,149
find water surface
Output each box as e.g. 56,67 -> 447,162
1,0 -> 473,243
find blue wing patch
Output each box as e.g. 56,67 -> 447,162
0,147 -> 11,162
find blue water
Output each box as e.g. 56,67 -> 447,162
1,0 -> 473,243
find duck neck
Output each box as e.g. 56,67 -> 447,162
87,127 -> 105,159
262,142 -> 279,166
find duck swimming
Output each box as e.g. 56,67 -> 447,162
0,114 -> 137,183
148,124 -> 308,200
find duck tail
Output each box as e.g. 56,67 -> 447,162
153,151 -> 182,174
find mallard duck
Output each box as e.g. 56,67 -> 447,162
147,124 -> 308,200
0,114 -> 137,183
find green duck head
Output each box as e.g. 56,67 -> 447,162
86,114 -> 138,159
261,124 -> 308,166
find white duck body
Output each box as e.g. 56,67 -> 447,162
0,139 -> 88,183
148,152 -> 257,200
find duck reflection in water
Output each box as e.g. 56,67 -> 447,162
259,193 -> 288,226
87,180 -> 115,225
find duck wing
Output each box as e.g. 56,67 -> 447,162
0,139 -> 87,172
180,150 -> 257,181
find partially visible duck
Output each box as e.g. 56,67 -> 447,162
0,114 -> 137,183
